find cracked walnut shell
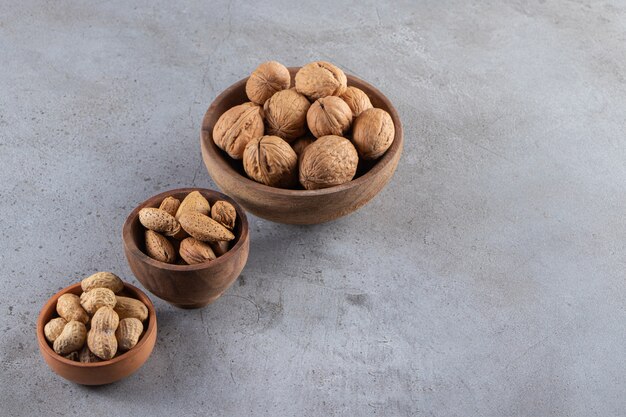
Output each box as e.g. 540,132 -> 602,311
213,102 -> 264,159
340,86 -> 373,117
307,96 -> 353,138
299,135 -> 358,190
245,61 -> 291,105
263,89 -> 310,142
352,108 -> 395,160
243,135 -> 298,188
295,61 -> 347,100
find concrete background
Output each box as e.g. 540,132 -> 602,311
1,1 -> 625,416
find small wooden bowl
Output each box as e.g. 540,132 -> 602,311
201,67 -> 404,225
36,282 -> 157,385
122,188 -> 249,309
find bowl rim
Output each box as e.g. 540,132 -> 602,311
122,187 -> 249,271
201,66 -> 404,196
36,282 -> 157,368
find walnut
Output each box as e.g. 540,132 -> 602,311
213,102 -> 264,159
291,135 -> 315,157
307,96 -> 352,138
352,108 -> 395,160
243,135 -> 298,188
295,61 -> 347,100
299,135 -> 358,190
263,89 -> 310,142
245,61 -> 291,105
340,86 -> 373,117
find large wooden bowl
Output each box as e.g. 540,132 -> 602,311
122,188 -> 249,309
201,67 -> 403,225
37,282 -> 157,385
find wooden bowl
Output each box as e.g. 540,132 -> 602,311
201,67 -> 404,225
122,188 -> 249,309
37,282 -> 157,385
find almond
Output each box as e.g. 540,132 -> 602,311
210,200 -> 237,230
138,207 -> 181,237
210,240 -> 230,256
175,191 -> 210,220
179,237 -> 217,265
158,196 -> 181,217
145,230 -> 176,263
178,211 -> 235,242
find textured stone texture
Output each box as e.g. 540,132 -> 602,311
1,1 -> 625,416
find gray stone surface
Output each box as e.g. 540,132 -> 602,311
1,0 -> 625,416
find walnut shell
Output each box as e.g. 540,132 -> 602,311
243,135 -> 298,188
299,135 -> 358,190
213,102 -> 264,159
291,135 -> 315,157
352,108 -> 395,160
295,61 -> 347,100
340,86 -> 373,117
263,89 -> 310,142
245,61 -> 291,105
307,96 -> 353,138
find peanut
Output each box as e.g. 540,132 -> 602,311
114,296 -> 148,321
81,272 -> 124,293
53,320 -> 87,355
56,293 -> 89,324
78,345 -> 101,363
80,287 -> 116,315
87,306 -> 119,360
116,318 -> 143,351
44,317 -> 67,342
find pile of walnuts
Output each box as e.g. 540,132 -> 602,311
212,60 -> 395,190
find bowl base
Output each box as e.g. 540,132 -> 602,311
169,294 -> 222,309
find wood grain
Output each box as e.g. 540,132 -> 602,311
201,67 -> 403,225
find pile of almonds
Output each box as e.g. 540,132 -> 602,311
44,272 -> 148,362
213,60 -> 395,190
138,190 -> 237,264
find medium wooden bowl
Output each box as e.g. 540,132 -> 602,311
122,188 -> 249,309
37,282 -> 157,385
201,67 -> 404,225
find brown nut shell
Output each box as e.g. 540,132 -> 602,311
80,287 -> 117,315
179,211 -> 235,242
263,89 -> 311,142
209,240 -> 230,257
243,135 -> 298,188
295,61 -> 347,100
246,61 -> 291,105
340,86 -> 373,117
144,230 -> 176,263
56,293 -> 89,324
291,136 -> 315,157
175,190 -> 210,220
81,272 -> 124,294
87,306 -> 119,360
114,296 -> 149,321
211,200 -> 237,230
158,196 -> 181,217
352,108 -> 395,160
44,317 -> 68,343
307,96 -> 353,138
299,135 -> 358,190
53,320 -> 87,355
179,237 -> 217,265
115,318 -> 144,351
138,207 -> 181,237
213,102 -> 264,159
78,345 -> 101,363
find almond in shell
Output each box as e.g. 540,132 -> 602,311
138,207 -> 181,237
145,230 -> 176,263
211,200 -> 237,230
175,191 -> 210,220
179,237 -> 217,265
179,211 -> 235,242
